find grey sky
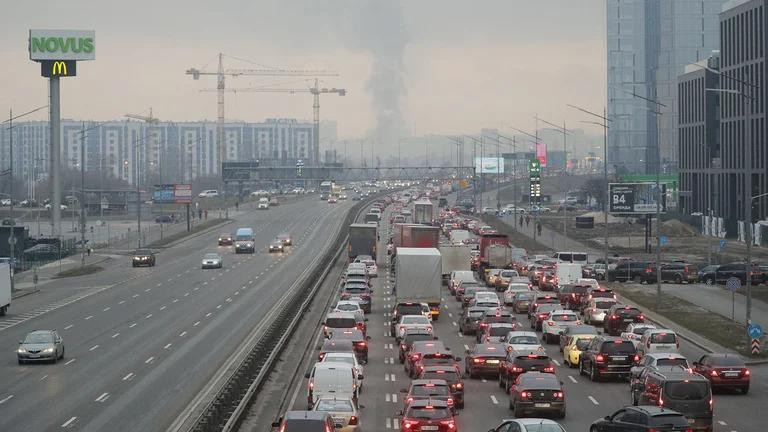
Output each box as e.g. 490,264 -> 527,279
1,0 -> 606,142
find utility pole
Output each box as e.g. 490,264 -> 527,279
536,116 -> 574,247
80,122 -> 86,267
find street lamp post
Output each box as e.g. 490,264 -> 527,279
537,116 -> 574,247
463,135 -> 483,211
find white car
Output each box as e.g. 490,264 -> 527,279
359,259 -> 378,277
583,298 -> 619,325
201,253 -> 223,269
44,203 -> 68,210
577,278 -> 600,289
250,190 -> 269,197
198,189 -> 219,198
541,309 -> 582,344
502,331 -> 545,353
334,300 -> 365,321
395,315 -> 433,341
621,322 -> 658,347
257,197 -> 269,209
503,283 -> 530,305
320,352 -> 364,391
636,328 -> 679,357
312,396 -> 360,432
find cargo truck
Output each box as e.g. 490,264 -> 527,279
413,200 -> 435,225
348,224 -> 378,261
439,244 -> 471,284
449,229 -> 470,245
0,262 -> 10,316
478,232 -> 509,272
395,247 -> 442,320
392,224 -> 440,250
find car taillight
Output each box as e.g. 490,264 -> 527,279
595,354 -> 605,362
610,315 -> 618,320
309,379 -> 314,390
348,416 -> 358,425
400,326 -> 406,332
473,358 -> 485,364
406,397 -> 414,404
446,397 -> 454,406
356,342 -> 367,347
411,354 -> 420,361
403,419 -> 419,429
480,323 -> 488,328
547,321 -> 555,326
520,391 -> 530,398
511,366 -> 524,372
554,391 -> 564,398
637,315 -> 645,321
440,420 -> 456,429
710,370 -> 718,377
743,368 -> 751,376
318,353 -> 325,360
401,344 -> 407,350
454,383 -> 463,389
544,366 -> 555,373
571,293 -> 576,299
538,314 -> 547,319
633,354 -> 640,363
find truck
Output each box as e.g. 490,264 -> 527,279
439,244 -> 471,283
478,232 -> 509,271
348,224 -> 377,261
0,262 -> 10,316
395,247 -> 442,320
449,229 -> 470,245
554,262 -> 583,288
392,224 -> 440,250
413,200 -> 435,225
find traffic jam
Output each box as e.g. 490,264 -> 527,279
273,186 -> 754,432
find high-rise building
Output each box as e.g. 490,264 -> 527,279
607,0 -> 726,174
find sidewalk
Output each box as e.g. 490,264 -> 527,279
11,252 -> 115,298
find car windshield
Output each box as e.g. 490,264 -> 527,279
204,254 -> 219,259
551,314 -> 577,322
632,327 -> 653,335
648,414 -> 690,427
411,385 -> 449,396
656,358 -> 688,367
402,316 -> 430,325
515,293 -> 535,300
24,333 -> 53,344
523,425 -> 566,432
602,341 -> 636,355
501,270 -> 517,277
326,318 -> 356,328
595,301 -> 616,309
398,305 -> 425,315
236,235 -> 251,241
406,407 -> 451,420
571,286 -> 589,294
336,304 -> 359,311
421,370 -> 459,381
664,381 -> 710,400
135,249 -> 152,255
404,335 -> 434,345
315,399 -> 354,411
509,336 -> 539,344
650,332 -> 676,343
468,310 -> 487,318
514,356 -> 550,368
323,355 -> 355,366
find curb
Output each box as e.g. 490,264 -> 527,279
148,219 -> 233,249
11,288 -> 40,300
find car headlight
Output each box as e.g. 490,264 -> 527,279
246,243 -> 253,248
43,347 -> 54,353
17,347 -> 26,353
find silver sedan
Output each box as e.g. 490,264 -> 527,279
17,330 -> 65,364
201,253 -> 223,269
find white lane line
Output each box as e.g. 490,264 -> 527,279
179,331 -> 187,337
163,343 -> 172,349
39,375 -> 48,381
216,305 -> 222,309
122,373 -> 134,381
157,283 -> 162,287
464,344 -> 469,351
392,393 -> 398,403
64,324 -> 73,330
193,321 -> 200,327
84,315 -> 93,320
102,307 -> 111,312
176,274 -> 182,278
89,345 -> 99,351
64,358 -> 76,365
94,392 -> 110,403
145,356 -> 155,364
132,294 -> 139,298
389,373 -> 396,382
448,312 -> 453,317
184,292 -> 190,297
393,418 -> 399,429
145,288 -> 151,292
168,278 -> 173,282
385,393 -> 390,402
61,416 -> 77,428
145,314 -> 153,319
385,374 -> 390,382
111,333 -> 120,338
160,305 -> 167,311
0,395 -> 13,404
482,378 -> 487,383
452,321 -> 457,326
194,286 -> 200,291
552,359 -> 560,366
172,299 -> 179,303
205,312 -> 212,318
129,323 -> 137,328
568,375 -> 578,383
490,395 -> 499,404
718,421 -> 728,426
118,300 -> 125,305
588,395 -> 600,405
386,418 -> 392,429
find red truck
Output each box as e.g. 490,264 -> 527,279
478,232 -> 509,272
392,224 -> 440,251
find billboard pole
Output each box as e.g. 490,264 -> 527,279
50,76 -> 62,238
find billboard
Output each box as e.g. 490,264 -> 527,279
29,30 -> 95,61
153,184 -> 192,204
535,142 -> 547,167
609,183 -> 667,214
40,60 -> 77,77
529,159 -> 542,206
474,157 -> 505,174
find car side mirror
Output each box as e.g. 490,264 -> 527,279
604,415 -> 611,421
304,372 -> 310,379
366,336 -> 371,340
454,356 -> 462,361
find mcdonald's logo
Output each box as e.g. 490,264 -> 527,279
40,60 -> 77,78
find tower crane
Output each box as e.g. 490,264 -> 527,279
202,79 -> 346,164
186,53 -> 338,169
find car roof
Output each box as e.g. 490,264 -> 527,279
411,378 -> 449,386
408,399 -> 449,408
284,410 -> 330,420
28,329 -> 54,335
326,311 -> 356,319
506,331 -> 538,338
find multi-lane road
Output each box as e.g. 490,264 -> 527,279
280,200 -> 767,432
0,195 -> 355,431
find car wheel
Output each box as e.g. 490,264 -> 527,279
590,364 -> 599,382
563,356 -> 569,367
742,385 -> 750,395
633,275 -> 642,284
509,399 -> 515,410
457,401 -> 464,409
558,409 -> 566,419
705,277 -> 714,285
631,389 -> 638,405
674,274 -> 683,284
579,360 -> 585,376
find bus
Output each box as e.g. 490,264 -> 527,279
319,181 -> 334,200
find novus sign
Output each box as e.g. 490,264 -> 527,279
28,30 -> 95,61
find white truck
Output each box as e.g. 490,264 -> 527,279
439,244 -> 471,283
413,200 -> 434,225
0,262 -> 10,316
396,247 -> 442,320
449,229 -> 470,245
555,262 -> 583,288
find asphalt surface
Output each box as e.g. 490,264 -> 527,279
0,196 -> 356,432
280,198 -> 767,432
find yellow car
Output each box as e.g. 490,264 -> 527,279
563,335 -> 596,368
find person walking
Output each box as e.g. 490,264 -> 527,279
525,215 -> 530,227
536,221 -> 542,237
519,215 -> 524,227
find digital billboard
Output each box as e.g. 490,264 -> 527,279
609,183 -> 667,214
474,157 -> 505,174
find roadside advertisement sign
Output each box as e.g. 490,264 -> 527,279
535,142 -> 547,167
609,183 -> 667,214
474,157 -> 505,174
153,184 -> 192,204
29,30 -> 95,61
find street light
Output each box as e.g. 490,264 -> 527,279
537,116 -> 575,247
463,135 -> 483,210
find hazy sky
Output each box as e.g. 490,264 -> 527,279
1,0 -> 606,141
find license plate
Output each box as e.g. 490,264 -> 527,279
534,403 -> 551,408
688,418 -> 695,424
724,371 -> 739,377
27,354 -> 40,358
623,319 -> 633,323
486,360 -> 500,364
611,356 -> 627,361
422,426 -> 439,430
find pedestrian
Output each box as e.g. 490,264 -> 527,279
536,221 -> 542,237
519,215 -> 524,227
525,215 -> 530,227
205,210 -> 208,220
198,208 -> 203,219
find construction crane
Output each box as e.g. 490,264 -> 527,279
203,79 -> 346,164
186,53 -> 338,168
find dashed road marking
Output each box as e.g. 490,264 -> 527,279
39,374 -> 48,381
464,344 -> 470,351
160,306 -> 167,311
552,359 -> 560,366
205,312 -> 212,317
145,356 -> 155,364
568,375 -> 578,383
61,416 -> 77,428
111,333 -> 120,338
122,373 -> 135,381
179,331 -> 187,337
145,288 -> 151,292
145,314 -> 153,319
89,345 -> 99,351
588,395 -> 600,405
64,324 -> 73,330
102,307 -> 111,312
0,395 -> 13,405
118,300 -> 125,305
84,315 -> 93,320
193,321 -> 200,327
490,395 -> 498,404
129,323 -> 137,328
64,358 -> 76,365
452,321 -> 457,326
718,421 -> 727,426
95,392 -> 110,403
163,343 -> 172,349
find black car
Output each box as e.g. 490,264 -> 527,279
631,368 -> 713,430
715,262 -> 766,285
641,262 -> 699,284
508,372 -> 566,418
464,343 -> 506,378
499,351 -> 555,391
154,214 -> 172,223
604,305 -> 645,336
590,406 -> 695,432
697,264 -> 719,285
579,336 -> 639,381
607,261 -> 653,283
271,411 -> 336,431
131,249 -> 156,267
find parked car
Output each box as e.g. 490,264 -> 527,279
641,262 -> 699,284
697,264 -> 720,285
715,262 -> 766,285
607,261 -> 653,283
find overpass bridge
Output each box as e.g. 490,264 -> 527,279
221,162 -> 475,183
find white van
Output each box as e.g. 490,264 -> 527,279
257,197 -> 269,209
305,362 -> 358,409
552,251 -> 589,265
555,263 -> 583,288
637,329 -> 680,357
198,189 -> 219,198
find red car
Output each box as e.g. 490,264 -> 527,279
400,399 -> 457,431
693,353 -> 751,393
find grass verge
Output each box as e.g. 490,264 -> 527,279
612,284 -> 767,358
55,265 -> 103,278
147,218 -> 229,248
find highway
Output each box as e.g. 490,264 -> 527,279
0,195 -> 355,431
278,199 -> 767,432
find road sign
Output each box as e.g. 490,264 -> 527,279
660,235 -> 669,246
7,236 -> 16,245
748,323 -> 763,339
726,277 -> 742,293
751,339 -> 761,355
719,239 -> 727,250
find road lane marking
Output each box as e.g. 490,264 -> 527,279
61,417 -> 77,428
145,288 -> 151,292
145,357 -> 154,364
168,278 -> 173,282
184,293 -> 190,297
157,283 -> 162,287
133,294 -> 139,298
490,395 -> 498,404
179,331 -> 187,337
0,395 -> 13,404
84,315 -> 93,320
385,374 -> 390,381
118,300 -> 125,305
145,314 -> 153,319
164,343 -> 172,349
111,333 -> 120,338
172,299 -> 179,303
386,418 -> 392,429
389,373 -> 396,382
553,359 -> 560,366
89,345 -> 99,351
160,306 -> 167,311
568,375 -> 578,383
392,393 -> 398,403
102,307 -> 111,312
216,305 -> 222,309
448,312 -> 453,317
718,421 -> 727,426
129,323 -> 137,328
452,321 -> 457,326
193,321 -> 200,327
122,373 -> 134,381
39,375 -> 48,381
64,325 -> 73,330
64,359 -> 76,365
588,395 -> 600,405
385,393 -> 391,402
95,392 -> 110,403
464,344 -> 469,351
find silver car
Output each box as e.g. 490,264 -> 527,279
201,253 -> 223,269
17,330 -> 65,364
583,298 -> 618,325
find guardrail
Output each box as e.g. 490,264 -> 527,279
181,195 -> 379,432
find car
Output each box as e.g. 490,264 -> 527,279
604,305 -> 646,336
487,418 -> 567,432
641,262 -> 699,284
357,258 -> 378,277
391,302 -> 431,334
455,280 -> 481,300
449,271 -> 477,295
461,286 -> 493,308
692,353 -> 751,393
154,214 -> 172,223
558,284 -> 591,310
198,189 -> 219,198
399,399 -> 456,432
697,264 -> 720,285
317,339 -> 355,361
23,243 -> 60,260
341,283 -> 372,313
508,372 -> 566,418
398,331 -> 437,364
590,406 -> 697,432
311,397 -> 360,431
464,343 -> 506,378
541,309 -> 582,344
132,249 -> 156,267
591,263 -> 608,280
607,260 -> 653,283
715,261 -> 767,285
529,304 -> 561,331
630,368 -> 713,430
583,298 -> 620,325
636,329 -> 680,358
469,292 -> 502,309
502,331 -> 545,354
328,328 -> 370,363
499,350 -> 556,391
527,293 -> 560,322
579,287 -> 617,313
269,197 -> 279,206
328,196 -> 338,204
497,269 -> 521,289
17,330 -> 65,364
323,311 -> 359,337
401,379 -> 455,412
510,291 -> 536,314
579,335 -> 640,381
479,323 -> 520,344
562,334 -> 596,368
630,353 -> 691,390
412,351 -> 462,380
558,325 -> 599,353
257,197 -> 270,209
503,283 -> 531,306
201,252 -> 222,269
476,309 -> 518,342
458,306 -> 489,335
621,323 -> 659,347
268,239 -> 284,253
217,233 -> 233,246
416,365 -> 465,408
334,300 -> 365,321
320,352 -> 365,388
44,203 -> 68,210
271,411 -> 336,431
395,315 -> 433,341
405,340 -> 448,378
277,232 -> 292,246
